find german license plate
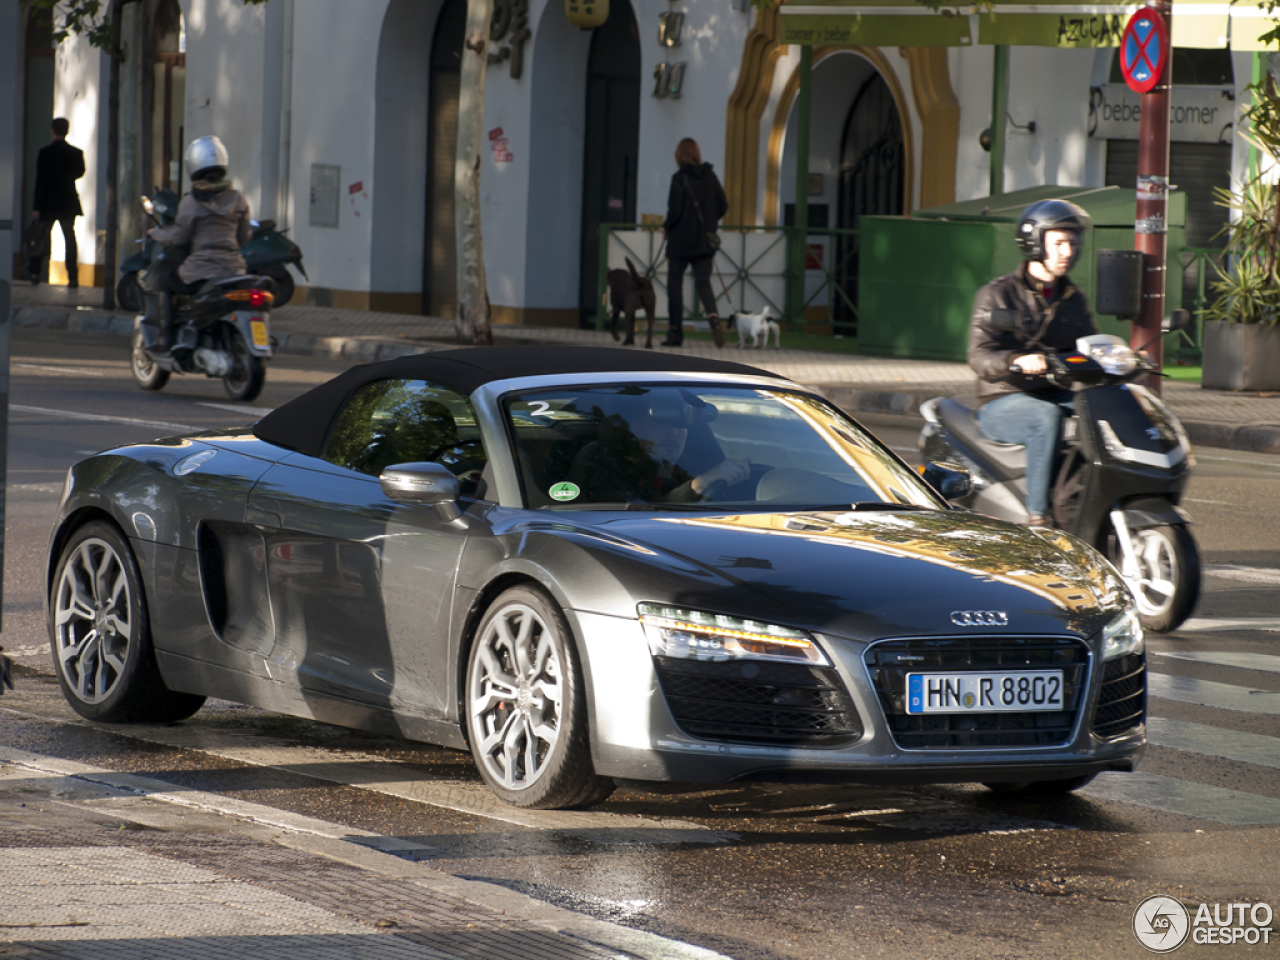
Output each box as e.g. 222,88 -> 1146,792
906,670 -> 1064,714
250,319 -> 269,348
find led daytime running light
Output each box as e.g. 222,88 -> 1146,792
637,603 -> 828,665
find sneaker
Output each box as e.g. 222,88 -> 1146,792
1025,514 -> 1051,528
709,315 -> 725,349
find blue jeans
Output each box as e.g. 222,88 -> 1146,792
977,390 -> 1076,517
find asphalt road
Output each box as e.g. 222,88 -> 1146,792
3,329 -> 1279,959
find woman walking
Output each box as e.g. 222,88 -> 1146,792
662,138 -> 728,347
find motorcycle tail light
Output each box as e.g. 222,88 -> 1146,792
225,289 -> 275,308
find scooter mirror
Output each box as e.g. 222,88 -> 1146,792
1163,309 -> 1192,334
921,461 -> 973,501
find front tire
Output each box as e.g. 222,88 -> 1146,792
130,328 -> 170,392
465,585 -> 613,809
223,327 -> 266,402
1108,521 -> 1201,633
49,521 -> 205,723
117,272 -> 144,312
264,266 -> 295,307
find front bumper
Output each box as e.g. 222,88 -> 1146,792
573,611 -> 1146,785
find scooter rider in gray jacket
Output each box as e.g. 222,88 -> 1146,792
967,199 -> 1097,528
145,135 -> 251,353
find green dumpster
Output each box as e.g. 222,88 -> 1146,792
857,185 -> 1187,362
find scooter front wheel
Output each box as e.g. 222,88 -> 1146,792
1109,521 -> 1201,633
130,329 -> 170,392
117,272 -> 144,312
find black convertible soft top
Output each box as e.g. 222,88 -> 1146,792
253,345 -> 786,458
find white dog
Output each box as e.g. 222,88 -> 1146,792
728,306 -> 781,349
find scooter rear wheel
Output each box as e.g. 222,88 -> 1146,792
223,328 -> 265,402
1108,522 -> 1201,633
130,329 -> 170,392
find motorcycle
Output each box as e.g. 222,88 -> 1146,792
131,199 -> 276,402
117,187 -> 306,311
919,309 -> 1201,633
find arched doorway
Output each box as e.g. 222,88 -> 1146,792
424,0 -> 465,318
577,0 -> 641,325
150,0 -> 185,192
835,69 -> 903,332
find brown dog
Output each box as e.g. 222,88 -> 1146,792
603,257 -> 657,349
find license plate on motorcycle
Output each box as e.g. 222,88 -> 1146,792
250,319 -> 269,348
906,670 -> 1064,714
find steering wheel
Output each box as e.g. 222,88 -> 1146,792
699,479 -> 729,502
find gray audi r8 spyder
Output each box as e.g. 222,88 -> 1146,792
47,347 -> 1146,809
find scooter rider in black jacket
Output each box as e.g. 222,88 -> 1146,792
967,199 -> 1097,527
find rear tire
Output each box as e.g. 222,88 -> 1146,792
264,266 -> 295,307
49,521 -> 205,723
465,585 -> 614,809
223,328 -> 266,402
117,272 -> 144,312
130,328 -> 170,392
1107,521 -> 1201,633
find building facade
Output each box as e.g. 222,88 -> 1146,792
3,0 -> 1258,325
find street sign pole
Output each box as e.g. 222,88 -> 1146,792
1125,2 -> 1173,395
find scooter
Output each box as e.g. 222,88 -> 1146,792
117,187 -> 306,311
919,310 -> 1201,633
131,240 -> 276,403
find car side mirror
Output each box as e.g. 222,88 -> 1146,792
921,461 -> 973,501
380,462 -> 462,521
1163,308 -> 1192,334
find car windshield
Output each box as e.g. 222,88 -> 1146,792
503,384 -> 946,511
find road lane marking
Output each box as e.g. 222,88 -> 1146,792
10,404 -> 194,433
1079,772 -> 1280,825
1154,650 -> 1280,674
1174,617 -> 1280,633
1205,564 -> 1280,586
8,482 -> 64,494
198,402 -> 274,418
12,362 -> 109,377
1148,673 -> 1280,714
1148,717 -> 1280,770
0,706 -> 733,846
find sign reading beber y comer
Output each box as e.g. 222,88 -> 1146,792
1089,84 -> 1234,144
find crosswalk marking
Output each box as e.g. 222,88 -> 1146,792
1174,616 -> 1280,634
1148,672 -> 1280,715
1154,650 -> 1280,674
1080,772 -> 1280,826
1148,717 -> 1280,770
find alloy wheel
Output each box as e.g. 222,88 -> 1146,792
468,601 -> 564,791
53,537 -> 133,704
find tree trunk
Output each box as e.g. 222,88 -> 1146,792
454,0 -> 494,345
102,0 -> 123,310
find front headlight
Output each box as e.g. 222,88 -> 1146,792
1102,609 -> 1144,661
637,603 -> 829,665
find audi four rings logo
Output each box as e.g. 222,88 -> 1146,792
950,610 -> 1009,627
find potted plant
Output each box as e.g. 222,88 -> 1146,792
1203,69 -> 1280,390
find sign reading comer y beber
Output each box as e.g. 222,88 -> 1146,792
1120,6 -> 1169,94
1089,85 -> 1233,143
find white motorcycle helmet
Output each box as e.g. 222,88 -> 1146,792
185,135 -> 229,182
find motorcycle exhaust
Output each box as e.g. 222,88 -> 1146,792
194,348 -> 233,377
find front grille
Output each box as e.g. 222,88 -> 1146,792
1093,653 -> 1146,739
653,658 -> 862,747
863,636 -> 1089,749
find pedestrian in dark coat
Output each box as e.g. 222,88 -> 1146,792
662,138 -> 728,347
29,118 -> 85,287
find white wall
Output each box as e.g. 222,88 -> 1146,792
51,33 -> 105,274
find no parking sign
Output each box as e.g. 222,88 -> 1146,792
1120,6 -> 1169,94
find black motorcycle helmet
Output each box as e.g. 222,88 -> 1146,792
1015,199 -> 1091,262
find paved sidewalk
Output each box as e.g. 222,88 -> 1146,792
0,746 -> 726,960
11,281 -> 1280,455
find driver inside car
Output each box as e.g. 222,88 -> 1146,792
570,393 -> 750,503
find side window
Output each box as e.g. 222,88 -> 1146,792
323,379 -> 489,497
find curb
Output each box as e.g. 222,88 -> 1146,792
14,305 -> 1280,456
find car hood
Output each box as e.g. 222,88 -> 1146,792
590,509 -> 1127,641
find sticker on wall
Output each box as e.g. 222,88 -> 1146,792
489,127 -> 514,164
549,482 -> 580,502
348,181 -> 369,218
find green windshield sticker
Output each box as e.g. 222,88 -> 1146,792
549,482 -> 580,502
